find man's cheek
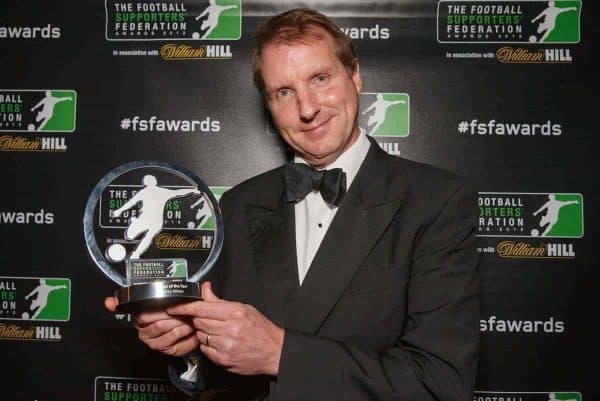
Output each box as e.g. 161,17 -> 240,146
320,87 -> 340,105
272,105 -> 296,126
269,113 -> 285,131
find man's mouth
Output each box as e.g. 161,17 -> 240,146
301,116 -> 332,134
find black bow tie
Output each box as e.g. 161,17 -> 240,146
284,163 -> 347,207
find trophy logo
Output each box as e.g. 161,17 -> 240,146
84,161 -> 223,312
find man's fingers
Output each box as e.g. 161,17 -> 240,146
197,331 -> 239,356
166,300 -> 203,317
199,342 -> 233,369
168,300 -> 246,321
197,331 -> 220,349
200,343 -> 222,363
192,317 -> 228,335
134,309 -> 174,327
153,333 -> 199,357
137,318 -> 191,339
201,281 -> 220,301
142,323 -> 195,352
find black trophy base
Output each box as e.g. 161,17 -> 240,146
115,280 -> 201,313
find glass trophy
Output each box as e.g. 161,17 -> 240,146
84,161 -> 223,313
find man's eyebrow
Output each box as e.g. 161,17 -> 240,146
310,64 -> 334,76
264,83 -> 286,95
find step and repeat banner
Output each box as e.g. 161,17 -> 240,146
1,1 -> 597,400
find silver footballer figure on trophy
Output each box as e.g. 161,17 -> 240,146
83,161 -> 224,313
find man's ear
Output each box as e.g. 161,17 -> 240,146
350,60 -> 362,94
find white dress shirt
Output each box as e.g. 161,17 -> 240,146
294,133 -> 371,285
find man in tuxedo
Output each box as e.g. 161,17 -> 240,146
106,8 -> 480,401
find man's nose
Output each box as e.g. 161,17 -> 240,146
297,89 -> 319,122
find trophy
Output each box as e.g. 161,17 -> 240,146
83,161 -> 224,313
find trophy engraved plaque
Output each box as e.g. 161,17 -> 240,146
84,161 -> 224,313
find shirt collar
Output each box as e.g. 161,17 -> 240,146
294,130 -> 371,189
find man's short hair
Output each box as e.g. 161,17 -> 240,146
251,8 -> 358,95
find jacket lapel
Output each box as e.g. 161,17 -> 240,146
285,143 -> 403,334
245,172 -> 299,327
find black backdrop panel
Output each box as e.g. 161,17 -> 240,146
1,1 -> 597,400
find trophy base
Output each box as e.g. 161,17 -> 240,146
115,280 -> 201,313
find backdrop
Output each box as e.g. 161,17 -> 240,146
1,1 -> 597,400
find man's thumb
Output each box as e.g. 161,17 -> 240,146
201,281 -> 219,301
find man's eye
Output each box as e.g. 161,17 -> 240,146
314,75 -> 328,84
277,89 -> 292,98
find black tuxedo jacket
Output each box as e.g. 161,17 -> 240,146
181,140 -> 480,401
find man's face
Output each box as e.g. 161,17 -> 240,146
260,28 -> 362,168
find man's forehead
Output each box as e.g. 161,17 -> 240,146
262,39 -> 334,61
261,31 -> 338,68
271,24 -> 332,44
261,43 -> 337,90
262,25 -> 338,55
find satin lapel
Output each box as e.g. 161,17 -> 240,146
285,143 -> 403,334
246,190 -> 299,327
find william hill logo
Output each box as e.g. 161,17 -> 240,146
160,43 -> 232,60
154,233 -> 213,250
0,89 -> 76,152
0,276 -> 70,341
152,186 -> 229,250
0,136 -> 67,152
496,47 -> 573,63
478,192 -> 582,261
495,241 -> 575,258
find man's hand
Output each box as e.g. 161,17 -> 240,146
167,282 -> 285,377
104,296 -> 199,357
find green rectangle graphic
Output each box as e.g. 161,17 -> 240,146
0,89 -> 77,132
0,277 -> 71,321
477,192 -> 583,238
359,93 -> 410,137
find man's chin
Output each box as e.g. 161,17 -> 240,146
301,150 -> 340,168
